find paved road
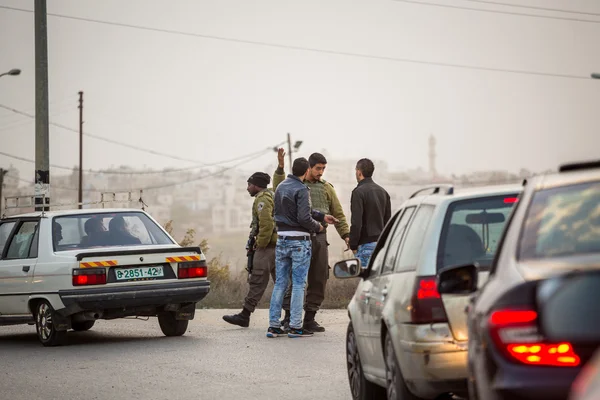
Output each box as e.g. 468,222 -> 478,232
0,309 -> 351,400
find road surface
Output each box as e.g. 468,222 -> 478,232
0,309 -> 351,400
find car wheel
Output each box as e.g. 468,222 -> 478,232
35,301 -> 67,347
72,321 -> 95,332
384,333 -> 424,400
158,311 -> 188,336
346,322 -> 386,400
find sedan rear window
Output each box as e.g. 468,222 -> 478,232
53,212 -> 174,251
438,194 -> 519,270
519,181 -> 600,260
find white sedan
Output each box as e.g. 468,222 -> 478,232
0,208 -> 210,346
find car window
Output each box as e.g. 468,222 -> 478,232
367,211 -> 401,278
519,181 -> 600,260
395,205 -> 435,271
438,194 -> 519,271
381,207 -> 415,274
5,221 -> 39,260
0,222 -> 17,256
53,211 -> 174,251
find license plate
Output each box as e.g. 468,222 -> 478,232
115,266 -> 164,281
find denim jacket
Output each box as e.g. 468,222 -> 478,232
274,175 -> 325,234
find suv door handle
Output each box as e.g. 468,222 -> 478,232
22,265 -> 30,272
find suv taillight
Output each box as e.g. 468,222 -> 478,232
72,268 -> 107,286
488,309 -> 580,367
410,276 -> 448,323
178,260 -> 208,279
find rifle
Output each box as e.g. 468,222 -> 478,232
245,235 -> 256,276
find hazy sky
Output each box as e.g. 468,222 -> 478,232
1,0 -> 599,183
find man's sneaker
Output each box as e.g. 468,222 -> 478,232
266,327 -> 285,338
280,319 -> 290,333
288,328 -> 314,338
303,319 -> 325,333
222,313 -> 250,328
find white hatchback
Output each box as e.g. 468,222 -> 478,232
0,208 -> 210,346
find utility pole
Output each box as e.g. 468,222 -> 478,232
34,0 -> 50,212
0,169 -> 6,215
287,132 -> 293,168
78,91 -> 83,209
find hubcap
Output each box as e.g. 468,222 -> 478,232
37,303 -> 53,341
385,337 -> 398,399
347,330 -> 362,398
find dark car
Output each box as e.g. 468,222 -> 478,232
438,160 -> 600,400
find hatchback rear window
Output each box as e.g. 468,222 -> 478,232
437,194 -> 520,270
518,181 -> 600,260
53,211 -> 174,251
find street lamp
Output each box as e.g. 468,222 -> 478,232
0,68 -> 21,78
592,73 -> 600,80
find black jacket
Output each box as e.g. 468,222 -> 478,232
274,175 -> 325,234
349,177 -> 391,250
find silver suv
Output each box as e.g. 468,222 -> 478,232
334,183 -> 522,400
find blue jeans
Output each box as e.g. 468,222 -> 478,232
269,238 -> 312,330
356,242 -> 377,268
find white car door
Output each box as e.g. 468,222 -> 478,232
0,219 -> 39,316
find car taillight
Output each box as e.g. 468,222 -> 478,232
72,268 -> 107,286
410,276 -> 448,324
178,261 -> 208,279
488,309 -> 581,367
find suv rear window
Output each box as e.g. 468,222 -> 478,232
53,212 -> 174,251
438,194 -> 519,270
519,181 -> 600,260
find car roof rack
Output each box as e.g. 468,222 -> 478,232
2,190 -> 148,219
409,184 -> 454,199
559,160 -> 600,173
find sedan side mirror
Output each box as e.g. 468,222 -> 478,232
437,264 -> 478,295
333,258 -> 362,279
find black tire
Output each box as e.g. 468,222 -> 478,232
384,333 -> 424,400
72,321 -> 95,332
158,312 -> 188,337
346,322 -> 386,400
34,300 -> 67,347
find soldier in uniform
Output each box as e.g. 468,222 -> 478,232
222,171 -> 277,327
273,150 -> 350,332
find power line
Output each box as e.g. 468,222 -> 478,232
0,5 -> 592,81
0,103 -> 283,166
463,0 -> 600,17
391,0 -> 600,24
0,145 -> 279,175
6,147 -> 274,193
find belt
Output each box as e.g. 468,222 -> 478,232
278,235 -> 311,241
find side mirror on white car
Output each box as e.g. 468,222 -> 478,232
333,258 -> 362,279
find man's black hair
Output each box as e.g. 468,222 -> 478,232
356,158 -> 375,178
292,157 -> 310,177
308,153 -> 327,168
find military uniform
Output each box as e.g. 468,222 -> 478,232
223,173 -> 277,328
243,188 -> 277,313
273,167 -> 350,331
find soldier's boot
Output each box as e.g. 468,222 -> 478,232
280,309 -> 291,332
303,310 -> 325,333
222,308 -> 251,328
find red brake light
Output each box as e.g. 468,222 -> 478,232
504,197 -> 519,204
410,277 -> 447,324
490,310 -> 537,325
178,261 -> 207,279
488,308 -> 580,367
72,268 -> 107,286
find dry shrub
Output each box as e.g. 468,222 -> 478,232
164,220 -> 357,309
